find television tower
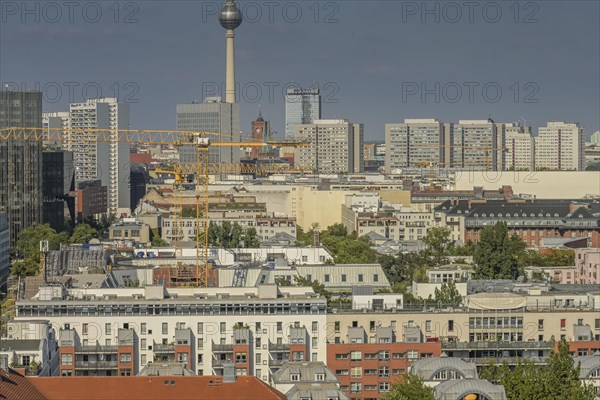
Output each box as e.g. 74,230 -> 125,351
219,0 -> 243,104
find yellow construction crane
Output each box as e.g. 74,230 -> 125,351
1,127 -> 307,288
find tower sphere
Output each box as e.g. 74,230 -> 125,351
219,0 -> 242,30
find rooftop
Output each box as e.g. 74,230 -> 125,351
28,375 -> 287,400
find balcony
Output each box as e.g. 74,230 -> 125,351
268,343 -> 291,352
269,358 -> 290,367
465,356 -> 547,365
442,341 -> 554,350
153,343 -> 175,353
75,346 -> 118,354
75,360 -> 118,369
212,344 -> 233,353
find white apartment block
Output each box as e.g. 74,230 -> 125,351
295,120 -> 364,174
451,119 -> 502,171
49,98 -> 131,216
504,124 -> 534,171
42,111 -> 70,148
535,121 -> 585,171
385,119 -> 444,173
14,285 -> 328,380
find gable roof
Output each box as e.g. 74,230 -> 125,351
0,368 -> 47,400
29,375 -> 287,400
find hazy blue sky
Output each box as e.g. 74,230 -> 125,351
1,1 -> 598,141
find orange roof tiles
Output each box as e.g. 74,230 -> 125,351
0,368 -> 47,400
28,375 -> 287,400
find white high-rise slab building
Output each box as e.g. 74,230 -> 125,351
451,119 -> 503,171
534,121 -> 585,171
385,119 -> 444,173
504,124 -> 534,171
294,119 -> 363,174
54,98 -> 131,216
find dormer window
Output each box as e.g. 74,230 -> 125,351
315,373 -> 325,381
291,373 -> 300,381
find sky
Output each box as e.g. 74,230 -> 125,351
1,0 -> 599,141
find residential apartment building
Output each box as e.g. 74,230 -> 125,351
385,119 -> 444,173
2,320 -> 60,376
177,97 -> 241,165
108,219 -> 151,245
576,248 -> 600,284
285,88 -> 321,139
15,285 -> 328,380
272,361 -> 348,400
0,90 -> 43,247
504,124 -> 534,171
451,119 -> 503,170
75,180 -> 108,220
535,121 -> 585,170
56,98 -> 131,216
294,120 -> 364,174
42,111 -> 70,148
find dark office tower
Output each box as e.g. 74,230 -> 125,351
130,165 -> 149,213
42,151 -> 75,232
0,91 -> 43,247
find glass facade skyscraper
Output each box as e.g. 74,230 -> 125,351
285,88 -> 321,139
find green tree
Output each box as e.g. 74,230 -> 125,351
208,221 -> 260,248
380,375 -> 434,400
11,258 -> 39,278
13,224 -> 68,262
473,222 -> 525,279
275,276 -> 332,302
422,227 -> 453,266
378,252 -> 432,285
434,280 -> 462,305
69,223 -> 98,244
480,340 -> 595,400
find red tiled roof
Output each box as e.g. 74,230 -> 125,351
0,368 -> 47,400
28,375 -> 287,400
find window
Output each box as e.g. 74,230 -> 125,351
235,353 -> 247,363
120,353 -> 132,364
336,369 -> 349,376
350,351 -> 362,361
177,353 -> 188,363
312,352 -> 318,361
350,367 -> 362,378
315,373 -> 325,381
560,319 -> 566,330
61,354 -> 73,365
538,319 -> 544,330
141,354 -> 147,365
324,274 -> 330,283
141,323 -> 147,334
141,339 -> 147,349
255,369 -> 261,379
378,351 -> 389,361
379,382 -> 390,392
595,319 -> 600,329
256,353 -> 261,364
255,337 -> 261,349
350,382 -> 362,394
425,320 -> 431,332
379,366 -> 390,377
120,369 -> 131,376
277,322 -> 283,333
373,274 -> 379,282
336,353 -> 348,360
197,322 -> 203,334
82,323 -> 88,335
198,338 -> 204,349
162,323 -> 168,335
291,373 -> 300,381
334,321 -> 340,332
312,337 -> 318,347
255,322 -> 261,331
341,274 -> 347,282
302,255 -> 308,262
448,320 -> 454,332
407,351 -> 419,361
358,274 -> 363,282
312,321 -> 318,332
220,322 -> 226,333
105,323 -> 111,335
